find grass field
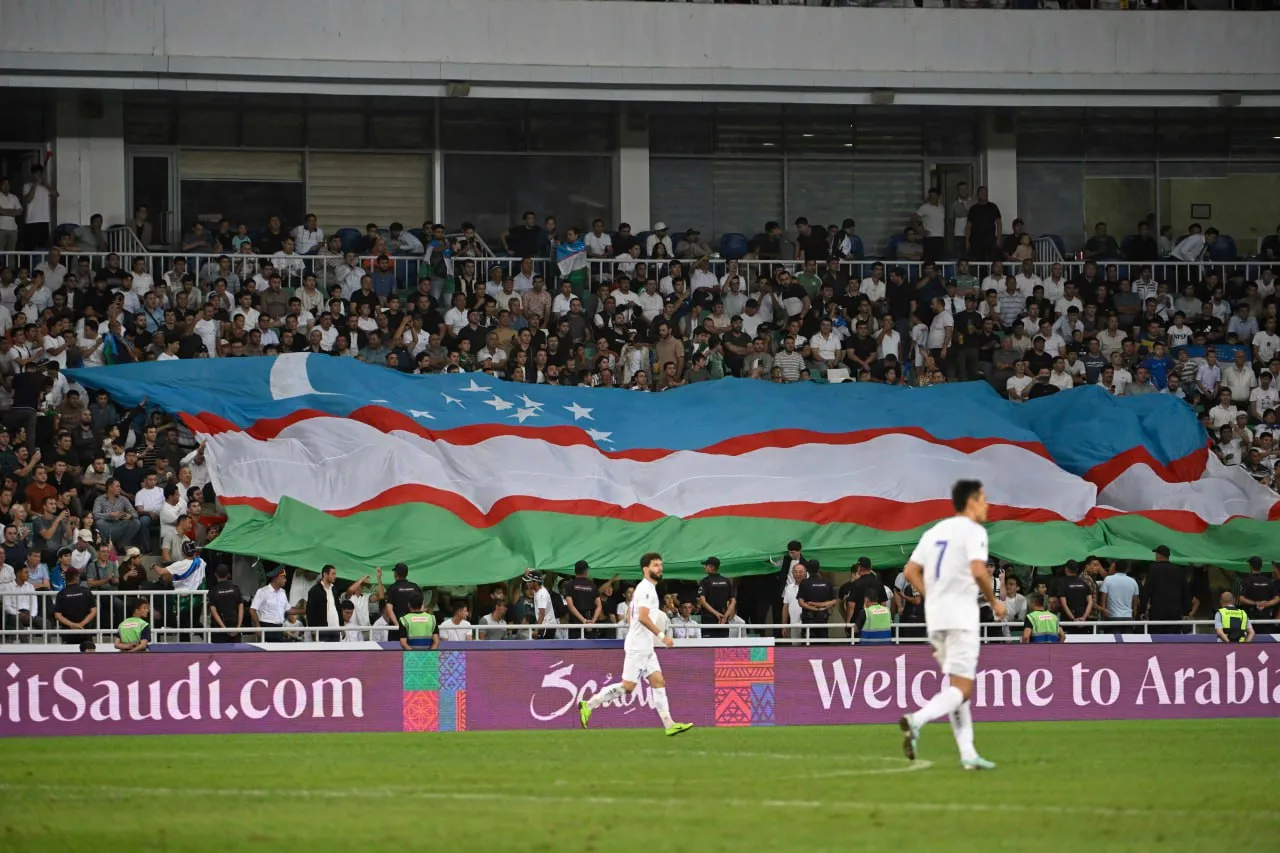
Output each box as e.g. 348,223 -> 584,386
1,719 -> 1277,852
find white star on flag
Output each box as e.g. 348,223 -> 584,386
441,393 -> 464,408
517,393 -> 543,410
586,429 -> 613,444
483,396 -> 515,412
409,409 -> 435,420
508,407 -> 540,424
564,401 -> 594,421
460,379 -> 492,393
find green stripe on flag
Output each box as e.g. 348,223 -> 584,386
210,498 -> 1280,584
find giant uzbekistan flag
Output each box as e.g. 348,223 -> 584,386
67,354 -> 1280,583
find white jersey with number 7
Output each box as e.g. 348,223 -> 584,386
908,515 -> 988,632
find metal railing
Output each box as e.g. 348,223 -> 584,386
2,248 -> 1272,299
0,589 -> 208,645
3,599 -> 1273,645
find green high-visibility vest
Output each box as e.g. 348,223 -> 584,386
861,604 -> 893,644
1028,610 -> 1060,643
399,612 -> 436,641
1218,606 -> 1249,643
118,616 -> 149,645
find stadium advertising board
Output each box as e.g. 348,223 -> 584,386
1,645 -> 1275,735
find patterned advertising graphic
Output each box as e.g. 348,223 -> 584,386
2,645 -> 1276,737
712,647 -> 774,727
402,651 -> 468,732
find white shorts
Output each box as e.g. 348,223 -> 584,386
621,647 -> 662,684
927,629 -> 980,680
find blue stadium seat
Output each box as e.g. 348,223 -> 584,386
409,228 -> 427,246
248,227 -> 265,247
719,233 -> 749,260
1120,235 -> 1138,257
55,222 -> 78,239
1209,234 -> 1238,262
845,234 -> 865,259
636,231 -> 653,256
336,227 -> 361,254
885,234 -> 905,259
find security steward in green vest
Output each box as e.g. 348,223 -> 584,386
398,589 -> 439,650
1215,592 -> 1254,644
1021,594 -> 1065,644
859,595 -> 893,645
114,598 -> 152,653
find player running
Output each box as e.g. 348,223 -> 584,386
897,479 -> 1005,771
578,552 -> 694,737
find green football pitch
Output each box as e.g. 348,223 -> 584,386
1,719 -> 1276,852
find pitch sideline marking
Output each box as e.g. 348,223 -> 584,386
1,783 -> 1276,822
677,751 -> 934,776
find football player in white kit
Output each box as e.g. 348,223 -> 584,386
898,480 -> 1005,770
578,552 -> 694,736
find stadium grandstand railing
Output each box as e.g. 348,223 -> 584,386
3,251 -> 1273,300
1,590 -> 1273,645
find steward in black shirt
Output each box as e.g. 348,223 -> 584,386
566,560 -> 602,638
383,562 -> 421,641
697,556 -> 735,638
53,567 -> 97,644
797,560 -> 837,642
1239,556 -> 1278,632
207,564 -> 245,643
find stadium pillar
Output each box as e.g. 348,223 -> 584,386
980,113 -> 1017,230
53,91 -> 127,228
615,109 -> 650,232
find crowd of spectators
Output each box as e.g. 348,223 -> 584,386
1,171 -> 1279,644
3,528 -> 1276,645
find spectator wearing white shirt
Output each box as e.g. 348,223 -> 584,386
1222,350 -> 1257,405
0,177 -> 20,255
981,261 -> 1008,296
36,249 -> 67,292
915,189 -> 946,261
1169,225 -> 1207,262
438,601 -> 472,641
1006,360 -> 1034,401
1096,315 -> 1127,358
1252,317 -> 1280,364
689,259 -> 718,295
858,263 -> 885,304
1048,358 -> 1073,391
645,223 -> 673,259
1109,352 -> 1133,395
1132,268 -> 1159,304
809,319 -> 843,374
387,223 -> 424,256
926,297 -> 953,369
585,219 -> 613,264
670,601 -> 702,639
443,293 -> 470,336
1167,314 -> 1195,348
292,214 -> 325,255
250,566 -> 294,642
1040,264 -> 1067,303
1209,389 -> 1241,430
1250,371 -> 1279,422
271,239 -> 306,286
336,253 -> 365,299
1,564 -> 40,637
1014,260 -> 1042,298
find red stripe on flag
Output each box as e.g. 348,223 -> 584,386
217,488 -> 1252,535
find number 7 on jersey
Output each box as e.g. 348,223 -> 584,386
932,540 -> 948,580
